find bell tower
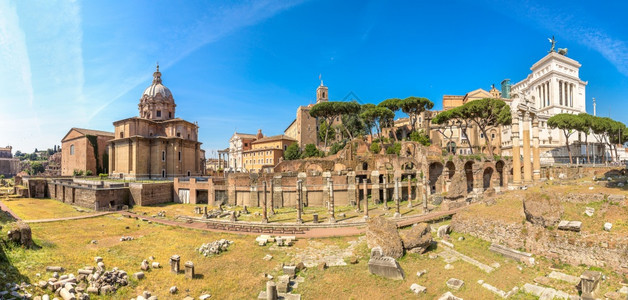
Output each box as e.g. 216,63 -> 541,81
316,75 -> 328,103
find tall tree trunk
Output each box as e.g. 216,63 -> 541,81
323,119 -> 329,148
565,130 -> 573,164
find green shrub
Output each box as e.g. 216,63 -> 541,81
386,142 -> 401,155
302,144 -> 323,158
370,143 -> 381,154
409,130 -> 431,146
99,173 -> 108,179
284,143 -> 302,160
329,141 -> 346,155
85,170 -> 93,176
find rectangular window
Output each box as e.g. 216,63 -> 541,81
168,112 -> 172,118
157,110 -> 161,117
178,151 -> 181,161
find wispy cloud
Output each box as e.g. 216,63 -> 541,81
0,0 -> 83,152
481,0 -> 628,77
88,0 -> 307,121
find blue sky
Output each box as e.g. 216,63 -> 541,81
1,0 -> 628,157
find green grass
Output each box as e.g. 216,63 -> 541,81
2,198 -> 93,220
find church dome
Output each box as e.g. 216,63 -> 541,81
138,64 -> 176,120
141,65 -> 174,102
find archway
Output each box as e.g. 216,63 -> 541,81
495,161 -> 505,187
428,162 -> 444,194
483,167 -> 494,190
464,161 -> 474,193
445,161 -> 455,179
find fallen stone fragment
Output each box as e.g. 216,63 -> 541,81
604,222 -> 612,231
368,256 -> 405,280
410,283 -> 426,294
446,278 -> 464,290
134,272 -> 145,280
169,286 -> 177,294
437,291 -> 463,300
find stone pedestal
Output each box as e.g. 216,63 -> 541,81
312,214 -> 318,224
184,261 -> 194,279
169,255 -> 180,274
580,270 -> 601,300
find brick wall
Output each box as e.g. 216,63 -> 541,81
129,182 -> 173,206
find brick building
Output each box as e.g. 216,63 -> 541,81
61,128 -> 114,176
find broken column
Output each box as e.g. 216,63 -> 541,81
262,181 -> 268,223
407,174 -> 412,207
266,281 -> 278,300
382,176 -> 389,210
184,261 -> 195,279
363,179 -> 369,219
394,178 -> 401,218
371,171 -> 380,204
328,177 -> 336,223
169,255 -> 180,274
296,180 -> 303,224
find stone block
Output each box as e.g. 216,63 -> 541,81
410,283 -> 426,294
604,222 -> 612,231
134,272 -> 145,280
446,278 -> 464,290
277,275 -> 290,293
548,271 -> 580,285
368,256 -> 405,280
437,224 -> 451,238
437,291 -> 462,300
283,265 -> 296,277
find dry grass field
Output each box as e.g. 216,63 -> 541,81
3,197 -> 94,220
0,179 -> 626,299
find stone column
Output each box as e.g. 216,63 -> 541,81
522,112 -> 533,183
346,171 -> 357,206
394,178 -> 401,218
362,178 -> 368,207
296,180 -> 303,224
266,281 -> 278,300
328,177 -> 336,223
363,179 -> 369,219
512,111 -> 522,185
415,171 -> 421,204
422,175 -> 428,212
370,171 -> 380,204
261,181 -> 268,223
269,179 -> 275,215
355,177 -> 361,211
532,114 -> 541,181
382,176 -> 389,210
184,261 -> 194,279
407,174 -> 412,207
169,255 -> 180,274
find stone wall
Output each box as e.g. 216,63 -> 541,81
452,208 -> 628,273
48,179 -> 130,210
0,158 -> 20,177
541,165 -> 625,180
129,182 -> 173,206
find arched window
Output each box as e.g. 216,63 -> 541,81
162,151 -> 166,161
70,145 -> 74,155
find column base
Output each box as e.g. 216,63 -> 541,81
363,215 -> 369,220
393,212 -> 401,218
328,217 -> 336,223
295,219 -> 303,224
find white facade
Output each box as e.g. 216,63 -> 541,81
501,51 -> 594,163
